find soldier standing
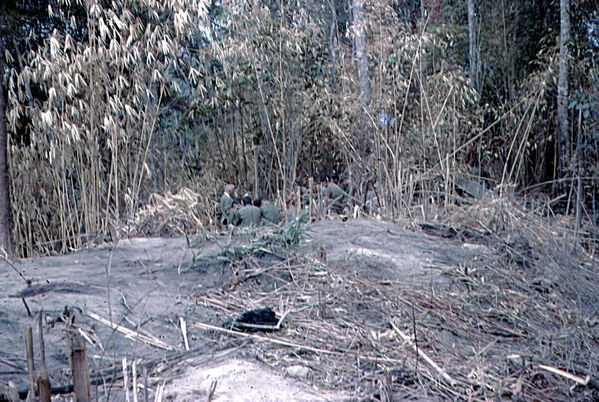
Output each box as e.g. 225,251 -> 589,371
220,184 -> 236,224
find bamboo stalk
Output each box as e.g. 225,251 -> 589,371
133,359 -> 139,402
123,357 -> 130,402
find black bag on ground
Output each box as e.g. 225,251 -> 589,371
223,307 -> 280,332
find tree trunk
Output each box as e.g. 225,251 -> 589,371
557,0 -> 570,179
0,40 -> 15,256
329,0 -> 339,72
467,0 -> 479,91
352,0 -> 370,106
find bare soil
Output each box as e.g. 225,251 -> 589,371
0,217 -> 597,401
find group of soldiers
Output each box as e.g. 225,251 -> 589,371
220,184 -> 280,227
287,173 -> 353,213
220,173 -> 354,227
319,173 -> 353,214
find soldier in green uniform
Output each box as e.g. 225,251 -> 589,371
339,176 -> 354,205
229,198 -> 242,226
237,196 -> 261,227
260,195 -> 279,224
321,174 -> 345,214
220,184 -> 236,224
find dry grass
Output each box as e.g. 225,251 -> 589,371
120,188 -> 210,238
185,194 -> 599,402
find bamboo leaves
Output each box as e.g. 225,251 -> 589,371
6,0 -> 207,256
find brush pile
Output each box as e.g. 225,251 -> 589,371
121,188 -> 210,238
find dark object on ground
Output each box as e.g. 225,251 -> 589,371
503,235 -> 536,268
420,223 -> 457,238
419,223 -> 490,245
391,369 -> 415,386
223,308 -> 280,332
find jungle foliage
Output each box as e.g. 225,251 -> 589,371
1,0 -> 598,256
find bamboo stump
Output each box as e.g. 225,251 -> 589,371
69,330 -> 91,402
25,328 -> 36,402
37,364 -> 51,402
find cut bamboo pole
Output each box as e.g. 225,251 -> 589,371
154,381 -> 164,402
206,380 -> 217,402
25,327 -> 35,402
37,364 -> 51,402
296,185 -> 301,217
70,330 -> 91,402
193,321 -> 342,356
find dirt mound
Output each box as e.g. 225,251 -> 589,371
1,216 -> 598,401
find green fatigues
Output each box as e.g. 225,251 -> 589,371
260,202 -> 279,225
340,182 -> 354,207
220,193 -> 233,224
237,205 -> 261,227
229,206 -> 242,226
324,183 -> 345,214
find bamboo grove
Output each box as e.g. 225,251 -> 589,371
3,0 -> 598,256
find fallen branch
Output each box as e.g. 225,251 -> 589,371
539,364 -> 591,386
390,320 -> 457,387
193,321 -> 342,356
180,317 -> 189,351
87,312 -> 176,351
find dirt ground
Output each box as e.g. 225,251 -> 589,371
0,216 -> 596,401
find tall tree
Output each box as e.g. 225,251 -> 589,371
329,0 -> 339,72
468,0 -> 479,91
0,38 -> 14,255
557,0 -> 570,178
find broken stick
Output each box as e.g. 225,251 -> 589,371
180,317 -> 189,351
193,321 -> 342,356
539,364 -> 590,386
206,380 -> 217,402
390,321 -> 457,387
87,312 -> 175,351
